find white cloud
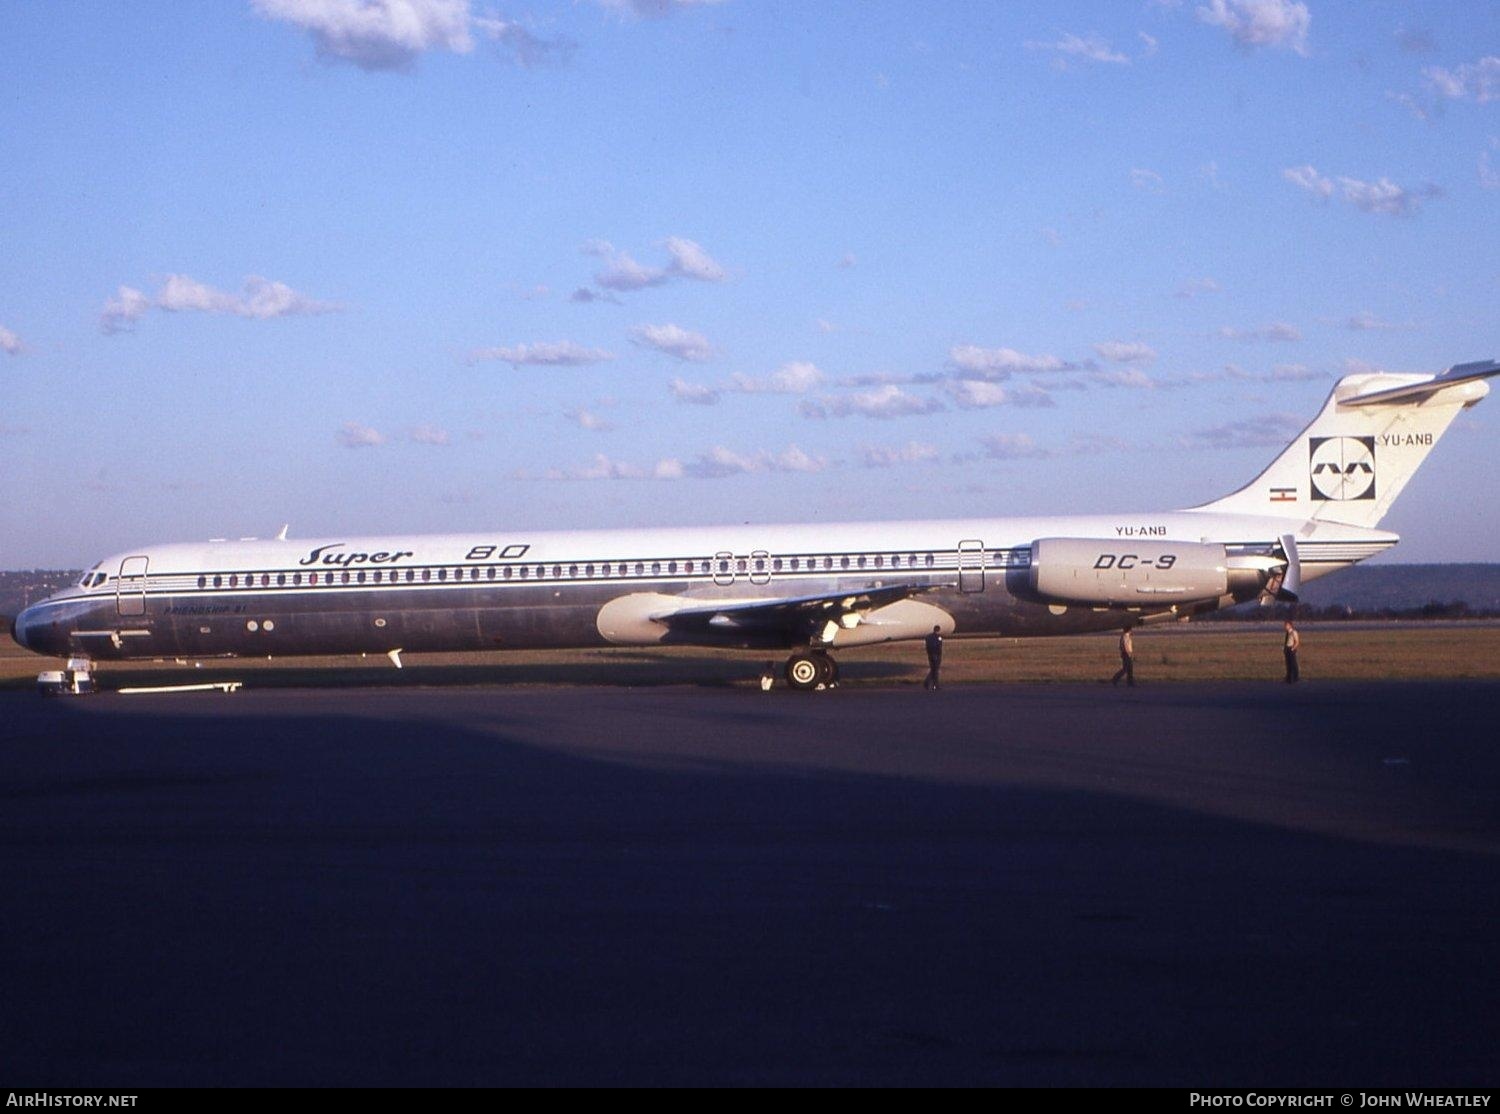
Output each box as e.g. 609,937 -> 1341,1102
683,444 -> 828,478
252,0 -> 566,71
860,442 -> 941,468
337,421 -> 385,448
595,248 -> 667,291
1282,164 -> 1333,199
0,325 -> 22,355
1026,32 -> 1130,66
663,237 -> 726,282
565,407 -> 615,431
944,379 -> 1011,409
100,275 -> 336,333
943,379 -> 1054,409
410,424 -> 451,445
801,384 -> 945,420
1093,340 -> 1156,364
99,285 -> 151,334
589,237 -> 728,292
947,345 -> 1066,378
1138,31 -> 1159,57
1216,322 -> 1302,342
1424,57 -> 1500,104
1130,167 -> 1165,193
669,377 -> 720,405
1338,175 -> 1441,217
469,340 -> 615,367
1283,164 -> 1441,216
1195,0 -> 1309,55
980,433 -> 1046,460
1177,412 -> 1304,450
630,323 -> 714,362
729,360 -> 824,394
1175,276 -> 1221,299
540,440 -> 828,482
544,452 -> 684,482
1095,368 -> 1156,390
1270,363 -> 1323,381
1387,90 -> 1437,122
1345,311 -> 1404,332
162,274 -> 338,319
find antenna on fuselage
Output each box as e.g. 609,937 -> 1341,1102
276,524 -> 289,541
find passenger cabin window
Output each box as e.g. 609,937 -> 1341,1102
198,576 -> 207,589
278,573 -> 286,586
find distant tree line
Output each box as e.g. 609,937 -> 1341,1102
1201,599 -> 1496,622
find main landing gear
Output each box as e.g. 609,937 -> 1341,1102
785,649 -> 839,691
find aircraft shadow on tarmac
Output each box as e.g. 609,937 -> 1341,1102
2,684 -> 1497,1087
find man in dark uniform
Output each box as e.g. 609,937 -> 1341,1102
1283,619 -> 1301,683
1111,621 -> 1136,687
923,625 -> 944,690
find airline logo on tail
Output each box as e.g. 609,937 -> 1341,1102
1309,436 -> 1376,501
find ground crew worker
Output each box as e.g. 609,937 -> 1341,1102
923,625 -> 944,690
1283,619 -> 1301,684
1112,622 -> 1136,687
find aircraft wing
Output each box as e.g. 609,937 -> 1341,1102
649,583 -> 930,633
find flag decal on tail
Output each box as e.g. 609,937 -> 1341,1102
1269,486 -> 1297,502
1309,436 -> 1376,501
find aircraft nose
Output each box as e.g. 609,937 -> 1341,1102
11,605 -> 39,652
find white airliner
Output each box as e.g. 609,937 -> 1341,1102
13,360 -> 1498,689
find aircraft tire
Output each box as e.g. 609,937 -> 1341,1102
785,652 -> 823,691
815,652 -> 838,687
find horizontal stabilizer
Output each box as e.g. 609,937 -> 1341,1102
1340,359 -> 1499,407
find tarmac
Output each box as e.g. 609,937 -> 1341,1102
2,680 -> 1497,1086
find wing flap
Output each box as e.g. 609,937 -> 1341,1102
649,583 -> 927,629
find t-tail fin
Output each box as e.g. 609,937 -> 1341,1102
1194,359 -> 1499,529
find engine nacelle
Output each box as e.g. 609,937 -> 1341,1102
1028,537 -> 1229,607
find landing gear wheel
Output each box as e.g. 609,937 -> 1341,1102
816,652 -> 839,687
785,652 -> 823,691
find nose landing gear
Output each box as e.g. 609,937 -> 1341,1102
785,649 -> 839,691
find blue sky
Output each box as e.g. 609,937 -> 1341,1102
1,0 -> 1497,567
